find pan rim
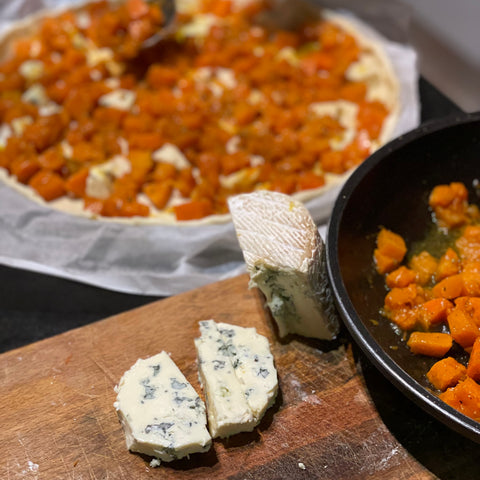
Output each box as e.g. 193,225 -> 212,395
326,111 -> 480,443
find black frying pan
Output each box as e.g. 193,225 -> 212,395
326,112 -> 480,443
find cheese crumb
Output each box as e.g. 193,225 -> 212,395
85,155 -> 131,198
87,47 -> 114,67
226,136 -> 241,155
178,13 -> 218,38
61,141 -> 73,159
215,68 -> 237,89
39,104 -> 62,117
0,124 -> 12,148
11,116 -> 33,136
276,47 -> 299,67
345,52 -> 380,82
75,11 -> 91,29
21,83 -> 50,106
98,89 -> 136,111
152,143 -> 190,169
19,59 -> 44,81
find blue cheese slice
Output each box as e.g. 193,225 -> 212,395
195,320 -> 278,438
216,322 -> 278,421
114,351 -> 211,463
228,191 -> 340,340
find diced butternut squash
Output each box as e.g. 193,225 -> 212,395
374,228 -> 407,274
436,247 -> 460,281
384,283 -> 419,311
384,283 -> 426,330
10,156 -> 40,184
37,147 -> 66,171
385,266 -> 417,289
142,181 -> 173,210
432,274 -> 464,300
373,250 -> 398,276
173,199 -> 214,221
460,271 -> 480,296
455,297 -> 480,328
447,305 -> 480,348
406,332 -> 453,357
296,171 -> 325,191
417,298 -> 453,330
150,162 -> 177,182
388,308 -> 419,331
429,182 -> 468,208
174,168 -> 196,198
0,0 -> 400,220
64,168 -> 89,198
376,228 -> 407,262
463,261 -> 480,274
377,182 -> 480,420
128,150 -> 154,183
440,377 -> 480,421
409,251 -> 438,286
102,196 -> 150,217
427,357 -> 466,391
467,337 -> 480,382
456,226 -> 480,263
429,182 -> 470,228
29,169 -> 66,201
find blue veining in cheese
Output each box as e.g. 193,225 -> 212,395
217,322 -> 278,421
195,320 -> 278,438
114,351 -> 211,463
228,190 -> 340,340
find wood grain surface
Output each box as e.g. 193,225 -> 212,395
0,274 -> 478,479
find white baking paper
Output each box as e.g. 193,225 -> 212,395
0,0 -> 419,296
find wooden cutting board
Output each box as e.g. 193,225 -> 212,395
0,274 -> 460,479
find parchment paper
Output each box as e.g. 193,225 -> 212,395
0,0 -> 420,296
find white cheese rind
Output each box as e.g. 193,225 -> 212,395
228,191 -> 340,340
195,320 -> 278,438
114,351 -> 211,462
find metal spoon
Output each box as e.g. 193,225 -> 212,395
141,0 -> 177,50
254,0 -> 322,31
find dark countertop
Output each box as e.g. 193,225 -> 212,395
0,78 -> 465,354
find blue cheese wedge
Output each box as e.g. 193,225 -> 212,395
195,320 -> 278,438
228,191 -> 340,340
114,351 -> 211,463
